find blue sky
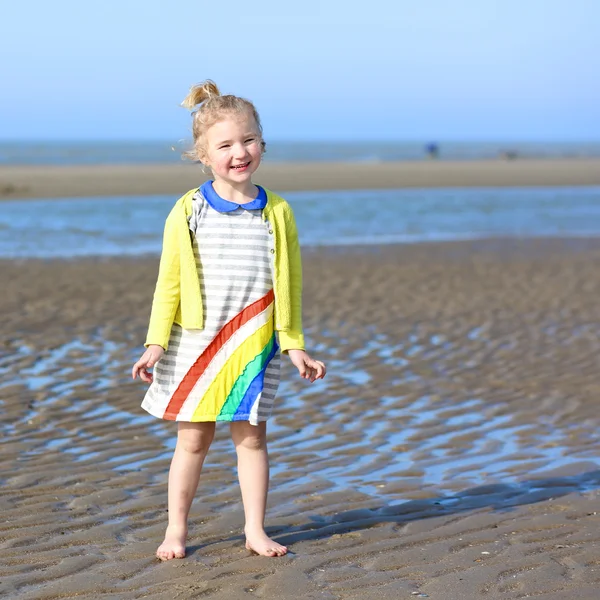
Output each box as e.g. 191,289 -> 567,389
2,0 -> 598,141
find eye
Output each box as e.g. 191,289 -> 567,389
245,138 -> 256,143
219,144 -> 230,149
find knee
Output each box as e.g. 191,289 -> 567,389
238,433 -> 266,451
177,425 -> 214,455
232,425 -> 267,451
180,437 -> 212,455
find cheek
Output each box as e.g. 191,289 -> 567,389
205,147 -> 223,164
211,153 -> 230,170
250,143 -> 263,160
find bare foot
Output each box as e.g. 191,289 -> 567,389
245,528 -> 287,557
156,524 -> 187,561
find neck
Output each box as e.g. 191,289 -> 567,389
212,179 -> 258,204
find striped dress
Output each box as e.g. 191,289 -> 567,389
141,186 -> 280,426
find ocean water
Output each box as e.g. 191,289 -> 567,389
1,140 -> 600,166
2,186 -> 600,258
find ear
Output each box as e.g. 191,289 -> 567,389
199,158 -> 214,176
196,142 -> 210,166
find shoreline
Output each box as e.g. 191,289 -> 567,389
1,157 -> 600,199
5,234 -> 600,263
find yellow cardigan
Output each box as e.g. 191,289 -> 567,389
145,187 -> 304,353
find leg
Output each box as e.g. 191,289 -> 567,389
157,421 -> 215,560
230,421 -> 287,557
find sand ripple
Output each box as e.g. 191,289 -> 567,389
2,238 -> 600,598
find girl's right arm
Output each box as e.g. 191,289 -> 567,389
144,212 -> 181,351
132,212 -> 181,382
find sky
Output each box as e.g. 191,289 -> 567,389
1,0 -> 599,141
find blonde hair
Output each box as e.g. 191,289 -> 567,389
181,80 -> 265,162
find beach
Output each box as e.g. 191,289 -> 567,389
2,236 -> 600,599
2,157 -> 600,199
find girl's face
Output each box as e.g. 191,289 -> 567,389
202,113 -> 263,186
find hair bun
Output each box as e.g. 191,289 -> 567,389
181,80 -> 221,110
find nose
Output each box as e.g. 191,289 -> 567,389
232,142 -> 248,159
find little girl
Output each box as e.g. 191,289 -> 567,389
132,80 -> 326,561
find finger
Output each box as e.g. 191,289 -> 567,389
135,359 -> 151,378
309,360 -> 325,379
132,361 -> 142,379
315,361 -> 326,379
305,359 -> 320,370
140,368 -> 153,383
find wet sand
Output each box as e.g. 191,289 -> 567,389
2,238 -> 600,599
1,157 -> 600,199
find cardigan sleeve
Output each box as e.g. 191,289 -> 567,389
277,203 -> 305,353
144,211 -> 181,351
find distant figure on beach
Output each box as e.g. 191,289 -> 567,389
500,149 -> 519,160
131,80 -> 326,561
425,142 -> 439,159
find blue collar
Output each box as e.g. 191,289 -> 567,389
200,181 -> 267,213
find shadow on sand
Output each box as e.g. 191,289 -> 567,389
185,469 -> 600,556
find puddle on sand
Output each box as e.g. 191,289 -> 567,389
3,323 -> 600,504
269,324 -> 600,499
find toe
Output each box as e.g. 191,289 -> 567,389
157,548 -> 178,561
245,533 -> 289,558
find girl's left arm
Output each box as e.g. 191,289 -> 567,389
286,205 -> 303,338
282,205 -> 326,382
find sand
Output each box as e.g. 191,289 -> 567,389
2,238 -> 600,599
1,157 -> 600,199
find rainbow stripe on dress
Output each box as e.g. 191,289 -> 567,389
147,289 -> 278,422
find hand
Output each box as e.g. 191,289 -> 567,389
131,345 -> 164,383
287,349 -> 326,383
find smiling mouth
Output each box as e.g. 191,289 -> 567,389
231,162 -> 250,171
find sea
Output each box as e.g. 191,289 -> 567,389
2,140 -> 600,165
3,187 -> 600,258
1,140 -> 600,258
